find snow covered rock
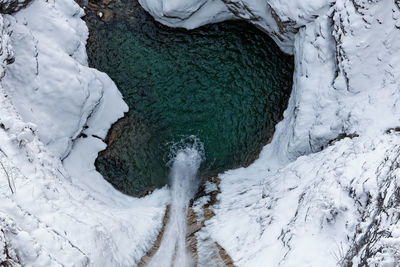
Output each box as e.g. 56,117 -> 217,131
0,0 -> 170,265
2,0 -> 109,159
138,0 -> 400,265
139,0 -> 400,159
0,0 -> 398,264
0,0 -> 31,14
201,133 -> 400,266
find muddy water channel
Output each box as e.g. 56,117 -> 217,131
81,0 -> 293,196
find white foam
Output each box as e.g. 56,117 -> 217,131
149,144 -> 203,267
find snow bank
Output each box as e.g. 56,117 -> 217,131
139,0 -> 400,159
204,133 -> 400,266
138,0 -> 333,53
0,0 -> 170,265
3,0 -> 106,159
0,0 -> 398,264
139,0 -> 400,265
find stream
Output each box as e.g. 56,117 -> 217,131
80,0 -> 294,264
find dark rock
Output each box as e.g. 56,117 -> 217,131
87,2 -> 99,9
98,9 -> 113,22
0,0 -> 32,14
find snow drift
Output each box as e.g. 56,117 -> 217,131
139,0 -> 400,265
0,0 -> 169,265
0,0 -> 399,265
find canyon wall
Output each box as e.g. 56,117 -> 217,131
0,0 -> 399,265
139,0 -> 400,265
0,0 -> 169,265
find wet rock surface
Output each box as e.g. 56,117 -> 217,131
138,177 -> 236,266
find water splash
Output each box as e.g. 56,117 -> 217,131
148,138 -> 204,267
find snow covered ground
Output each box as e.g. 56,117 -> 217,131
0,0 -> 169,265
0,0 -> 400,265
140,0 -> 400,265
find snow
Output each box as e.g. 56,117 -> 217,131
3,0 -> 101,159
0,0 -> 170,265
192,195 -> 210,225
205,134 -> 395,265
0,0 -> 399,265
138,0 -> 233,32
204,181 -> 218,194
138,0 -> 400,265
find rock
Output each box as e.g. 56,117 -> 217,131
88,2 -> 99,9
137,206 -> 170,266
0,0 -> 32,14
99,9 -> 113,22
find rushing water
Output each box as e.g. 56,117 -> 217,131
148,139 -> 203,267
83,0 -> 294,196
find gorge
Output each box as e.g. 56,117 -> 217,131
83,0 -> 293,196
0,0 -> 400,266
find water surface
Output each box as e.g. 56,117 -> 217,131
83,0 -> 294,196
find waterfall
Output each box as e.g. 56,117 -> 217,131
148,140 -> 203,267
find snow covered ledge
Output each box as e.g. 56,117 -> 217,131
138,0 -> 339,160
0,0 -> 399,265
140,0 -> 400,265
0,0 -> 169,265
139,0 -> 400,160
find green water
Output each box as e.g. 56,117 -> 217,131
84,0 -> 293,196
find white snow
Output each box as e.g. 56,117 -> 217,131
0,0 -> 399,265
204,134 -> 398,266
138,0 -> 400,265
138,0 -> 234,32
0,0 -> 170,265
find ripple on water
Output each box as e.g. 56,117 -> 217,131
84,0 -> 294,196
